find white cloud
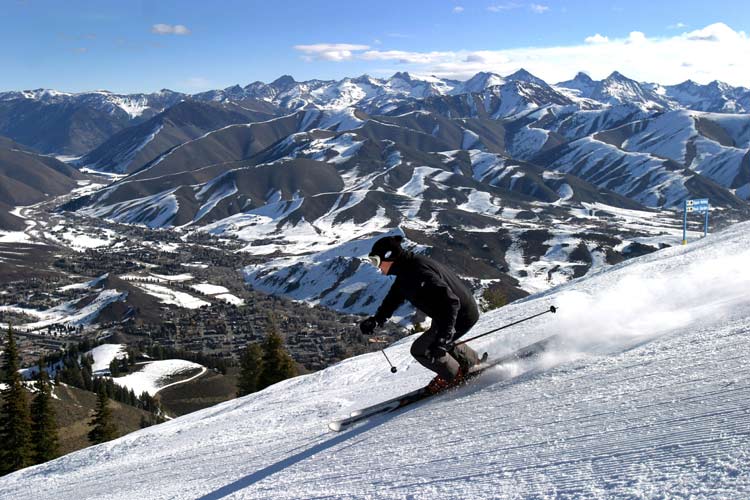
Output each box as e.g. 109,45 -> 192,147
530,3 -> 549,13
684,22 -> 742,42
453,6 -> 465,13
360,50 -> 452,65
294,43 -> 370,62
487,2 -> 522,12
585,34 -> 609,44
295,23 -> 750,87
627,31 -> 647,44
152,24 -> 191,36
668,22 -> 688,30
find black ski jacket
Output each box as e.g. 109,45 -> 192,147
374,252 -> 478,340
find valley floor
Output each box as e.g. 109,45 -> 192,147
1,223 -> 749,499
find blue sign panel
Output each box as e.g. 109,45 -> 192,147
685,198 -> 708,212
683,198 -> 710,244
686,198 -> 709,213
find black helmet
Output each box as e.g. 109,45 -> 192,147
369,235 -> 404,266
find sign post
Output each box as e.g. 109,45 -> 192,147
683,198 -> 710,244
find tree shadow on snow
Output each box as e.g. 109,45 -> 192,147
195,408 -> 414,500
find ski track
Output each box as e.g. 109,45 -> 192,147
2,225 -> 750,499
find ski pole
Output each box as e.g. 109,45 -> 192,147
381,349 -> 398,373
451,305 -> 557,347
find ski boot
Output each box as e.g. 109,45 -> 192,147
451,348 -> 488,374
426,367 -> 469,395
426,374 -> 451,395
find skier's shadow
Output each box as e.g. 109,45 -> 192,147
195,409 -> 408,500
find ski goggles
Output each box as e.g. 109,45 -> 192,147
367,255 -> 381,268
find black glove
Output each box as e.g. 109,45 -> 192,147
431,343 -> 449,359
359,316 -> 378,335
430,328 -> 455,359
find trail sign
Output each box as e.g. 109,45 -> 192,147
685,198 -> 709,213
683,198 -> 710,244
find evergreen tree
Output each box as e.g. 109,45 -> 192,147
0,326 -> 33,474
59,357 -> 84,388
139,391 -> 159,413
109,358 -> 121,377
258,319 -> 297,390
237,343 -> 264,396
80,354 -> 94,391
30,357 -> 59,464
88,389 -> 118,445
139,414 -> 152,429
119,356 -> 129,374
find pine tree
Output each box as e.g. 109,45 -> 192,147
88,389 -> 118,445
258,319 -> 297,390
60,357 -> 84,388
237,343 -> 264,396
140,414 -> 153,429
0,326 -> 33,474
80,354 -> 93,391
30,357 -> 59,463
109,358 -> 121,377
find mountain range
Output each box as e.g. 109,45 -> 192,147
2,69 -> 749,156
2,69 -> 750,320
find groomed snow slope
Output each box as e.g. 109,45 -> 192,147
3,223 -> 750,499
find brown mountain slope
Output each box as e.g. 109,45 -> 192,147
0,141 -> 83,230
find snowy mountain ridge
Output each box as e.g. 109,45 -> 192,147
0,87 -> 184,119
61,92 -> 750,321
2,68 -> 749,156
7,67 -> 749,328
3,69 -> 750,116
2,221 -> 748,499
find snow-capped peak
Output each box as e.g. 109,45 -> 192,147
505,68 -> 548,87
459,71 -> 506,93
271,74 -> 298,90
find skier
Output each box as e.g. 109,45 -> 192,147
359,235 -> 482,393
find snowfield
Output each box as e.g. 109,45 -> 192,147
59,273 -> 109,292
84,344 -> 204,395
87,344 -> 128,374
131,283 -> 209,309
0,289 -> 126,332
0,230 -> 32,243
112,359 -> 206,396
215,293 -> 245,306
190,283 -> 230,295
1,222 -> 750,499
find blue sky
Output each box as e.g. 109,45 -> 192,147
2,0 -> 749,93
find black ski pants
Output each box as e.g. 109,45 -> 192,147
410,308 -> 480,381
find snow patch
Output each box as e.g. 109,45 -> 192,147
131,283 -> 209,309
112,359 -> 206,396
190,283 -> 229,295
88,344 -> 128,374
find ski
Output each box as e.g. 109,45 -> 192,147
328,334 -> 560,432
470,333 -> 560,373
329,387 -> 431,432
